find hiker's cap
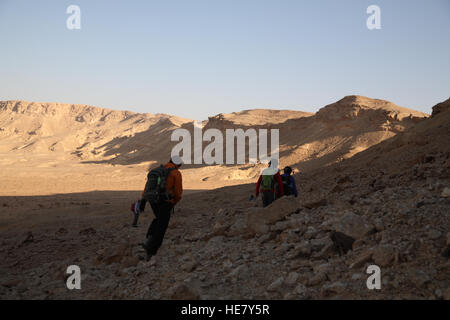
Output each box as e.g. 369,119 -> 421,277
171,155 -> 183,166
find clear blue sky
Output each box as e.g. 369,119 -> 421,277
0,0 -> 449,120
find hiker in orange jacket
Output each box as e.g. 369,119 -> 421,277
140,155 -> 183,261
255,159 -> 284,207
143,160 -> 182,204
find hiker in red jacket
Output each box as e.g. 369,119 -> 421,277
255,159 -> 284,207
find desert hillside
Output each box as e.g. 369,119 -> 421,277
0,100 -> 191,162
0,96 -> 447,300
0,96 -> 428,195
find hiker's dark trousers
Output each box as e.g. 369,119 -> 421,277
145,201 -> 173,256
262,191 -> 275,208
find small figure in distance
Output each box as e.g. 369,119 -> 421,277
281,166 -> 298,198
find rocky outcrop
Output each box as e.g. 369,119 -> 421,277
431,98 -> 450,117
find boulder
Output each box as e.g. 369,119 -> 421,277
427,229 -> 442,240
228,264 -> 249,280
286,241 -> 312,259
121,256 -> 140,268
408,269 -> 431,288
330,231 -> 355,255
310,236 -> 333,252
441,187 -> 450,198
267,277 -> 285,292
334,212 -> 375,239
372,245 -> 396,267
181,261 -> 198,273
442,288 -> 450,300
168,282 -> 200,300
79,228 -> 96,236
308,272 -> 327,286
284,272 -> 299,286
349,249 -> 373,269
303,198 -> 328,209
431,97 -> 450,117
227,214 -> 248,236
247,197 -> 299,235
321,281 -> 347,297
294,283 -> 309,298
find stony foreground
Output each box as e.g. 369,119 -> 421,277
0,149 -> 448,299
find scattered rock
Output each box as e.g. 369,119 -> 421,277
79,228 -> 96,236
258,232 -> 276,244
19,232 -> 34,246
56,228 -> 68,235
334,212 -> 375,239
246,198 -> 299,235
349,250 -> 373,269
308,272 -> 327,286
310,236 -> 332,252
168,282 -> 200,300
442,288 -> 450,300
330,184 -> 344,193
182,261 -> 198,273
372,245 -> 396,267
294,283 -> 309,298
330,231 -> 355,255
228,264 -> 248,279
351,273 -> 362,280
286,241 -> 311,259
374,219 -> 384,232
321,281 -> 347,297
1,279 -> 20,288
121,256 -> 140,268
440,187 -> 450,198
284,272 -> 299,286
303,199 -> 327,209
267,277 -> 284,292
427,229 -> 442,240
408,269 -> 431,288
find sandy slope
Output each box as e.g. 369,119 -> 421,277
0,96 -> 427,195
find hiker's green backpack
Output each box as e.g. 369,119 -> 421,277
143,165 -> 174,204
261,174 -> 275,191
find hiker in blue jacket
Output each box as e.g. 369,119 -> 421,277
281,166 -> 298,197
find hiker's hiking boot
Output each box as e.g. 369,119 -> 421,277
141,236 -> 153,261
146,252 -> 153,262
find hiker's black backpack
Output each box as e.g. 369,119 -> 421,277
281,175 -> 292,196
143,165 -> 174,204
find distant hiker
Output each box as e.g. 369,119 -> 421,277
131,201 -> 141,227
255,159 -> 284,207
140,155 -> 183,261
129,187 -> 150,227
281,166 -> 298,197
